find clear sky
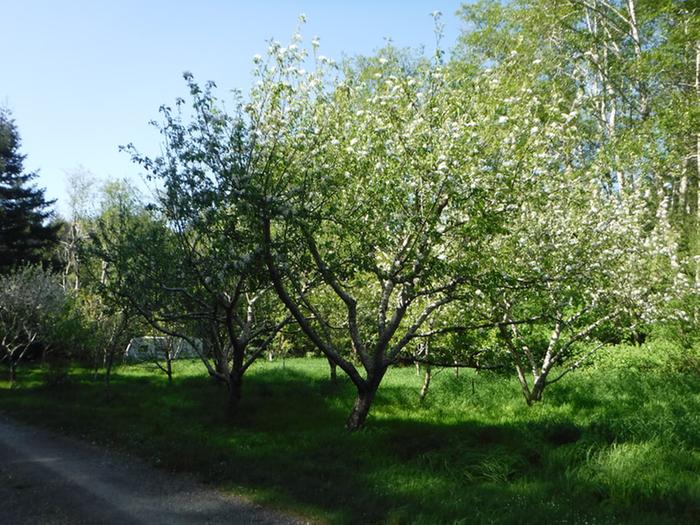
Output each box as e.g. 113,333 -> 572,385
2,1 -> 467,216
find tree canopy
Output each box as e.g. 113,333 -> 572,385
37,7 -> 697,430
89,13 -> 688,428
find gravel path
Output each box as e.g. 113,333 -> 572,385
0,415 -> 307,524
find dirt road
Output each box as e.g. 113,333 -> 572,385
0,415 -> 306,524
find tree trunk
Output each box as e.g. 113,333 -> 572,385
528,374 -> 547,404
346,387 -> 376,431
513,362 -> 534,406
529,386 -> 543,403
103,348 -> 114,390
9,361 -> 17,387
226,373 -> 243,418
328,358 -> 337,384
418,338 -> 431,401
166,356 -> 173,385
346,363 -> 388,431
419,364 -> 432,402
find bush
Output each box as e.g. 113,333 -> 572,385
0,266 -> 68,382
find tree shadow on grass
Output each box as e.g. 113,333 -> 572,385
1,364 -> 698,524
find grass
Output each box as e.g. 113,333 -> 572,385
1,342 -> 699,524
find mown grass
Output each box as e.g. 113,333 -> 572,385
1,342 -> 699,524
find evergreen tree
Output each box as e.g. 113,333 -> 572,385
0,108 -> 59,272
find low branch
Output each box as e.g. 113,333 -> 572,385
395,355 -> 506,371
242,315 -> 292,372
411,315 -> 545,338
388,294 -> 455,360
263,217 -> 366,388
546,342 -> 606,386
304,230 -> 368,363
126,299 -> 219,380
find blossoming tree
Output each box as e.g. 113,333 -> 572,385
246,24 -> 521,429
459,52 -> 684,404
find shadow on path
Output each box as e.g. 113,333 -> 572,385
0,416 -> 305,525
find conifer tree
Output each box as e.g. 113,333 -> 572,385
0,108 -> 59,272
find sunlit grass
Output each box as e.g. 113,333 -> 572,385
1,343 -> 698,524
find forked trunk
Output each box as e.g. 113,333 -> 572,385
521,373 -> 548,405
346,366 -> 386,430
529,375 -> 546,404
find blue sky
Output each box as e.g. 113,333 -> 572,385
2,1 -> 467,216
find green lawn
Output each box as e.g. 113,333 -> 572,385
1,343 -> 699,524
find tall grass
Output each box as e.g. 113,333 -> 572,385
1,341 -> 698,524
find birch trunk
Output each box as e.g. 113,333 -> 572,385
419,365 -> 432,402
418,338 -> 432,401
